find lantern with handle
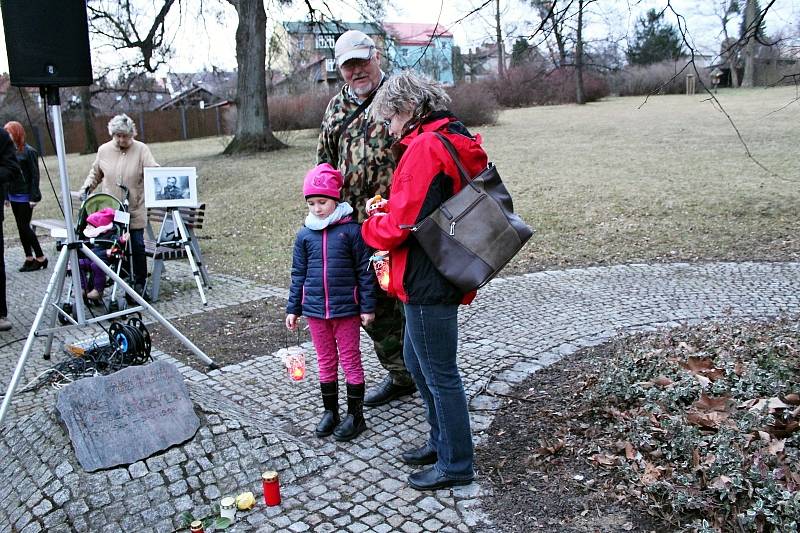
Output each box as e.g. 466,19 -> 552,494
278,346 -> 306,382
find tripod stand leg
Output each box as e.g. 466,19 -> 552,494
173,210 -> 207,305
42,244 -> 72,359
0,245 -> 72,426
81,244 -> 216,367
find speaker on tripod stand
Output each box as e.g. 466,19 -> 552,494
1,0 -> 93,87
0,0 -> 217,428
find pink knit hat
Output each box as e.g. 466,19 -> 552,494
303,163 -> 343,201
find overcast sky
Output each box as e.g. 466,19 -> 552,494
0,0 -> 797,76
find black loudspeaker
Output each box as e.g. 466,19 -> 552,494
1,0 -> 92,87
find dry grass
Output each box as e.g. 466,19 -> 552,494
12,86 -> 799,288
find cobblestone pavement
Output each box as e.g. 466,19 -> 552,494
1,242 -> 799,533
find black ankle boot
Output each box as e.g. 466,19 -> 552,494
315,381 -> 340,438
333,382 -> 367,442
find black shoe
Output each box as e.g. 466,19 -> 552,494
19,260 -> 35,272
401,445 -> 438,466
363,376 -> 416,407
333,414 -> 367,441
37,257 -> 48,270
315,410 -> 340,438
333,383 -> 367,441
408,467 -> 474,491
316,382 -> 339,438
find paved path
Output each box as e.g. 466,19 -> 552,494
1,244 -> 799,532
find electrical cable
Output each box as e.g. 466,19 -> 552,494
18,87 -> 64,218
16,318 -> 152,393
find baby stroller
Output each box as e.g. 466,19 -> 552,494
60,190 -> 134,319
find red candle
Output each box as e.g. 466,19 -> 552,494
262,470 -> 281,506
190,520 -> 205,533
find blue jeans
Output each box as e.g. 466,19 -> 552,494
403,303 -> 474,480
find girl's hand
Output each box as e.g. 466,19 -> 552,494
286,314 -> 299,331
361,313 -> 375,327
29,201 -> 37,208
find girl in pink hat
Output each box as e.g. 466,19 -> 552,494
286,163 -> 377,441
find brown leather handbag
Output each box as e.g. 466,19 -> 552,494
404,133 -> 534,293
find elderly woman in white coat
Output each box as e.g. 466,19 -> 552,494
80,114 -> 159,296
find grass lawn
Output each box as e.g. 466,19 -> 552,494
14,86 -> 800,288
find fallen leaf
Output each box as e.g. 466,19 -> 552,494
641,462 -> 662,484
710,475 -> 732,490
694,393 -> 733,412
767,438 -> 786,455
624,442 -> 637,460
591,453 -> 617,466
654,375 -> 673,387
686,409 -> 729,429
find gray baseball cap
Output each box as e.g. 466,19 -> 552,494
335,30 -> 376,64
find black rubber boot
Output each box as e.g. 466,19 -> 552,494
333,382 -> 367,442
315,381 -> 340,438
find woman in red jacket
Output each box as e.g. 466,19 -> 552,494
361,70 -> 488,491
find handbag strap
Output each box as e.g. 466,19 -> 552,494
433,132 -> 473,188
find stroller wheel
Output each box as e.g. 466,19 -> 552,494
57,303 -> 74,326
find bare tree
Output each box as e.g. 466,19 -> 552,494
717,0 -> 741,87
740,0 -> 759,86
575,0 -> 585,103
222,0 -> 287,154
82,0 -> 185,152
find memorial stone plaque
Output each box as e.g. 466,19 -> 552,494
55,360 -> 200,471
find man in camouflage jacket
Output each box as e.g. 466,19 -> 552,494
317,30 -> 415,406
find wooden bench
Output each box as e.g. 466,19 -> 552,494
30,192 -> 83,236
144,203 -> 210,302
31,192 -> 210,302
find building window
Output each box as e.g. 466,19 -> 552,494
401,49 -> 408,57
316,34 -> 335,49
325,58 -> 337,72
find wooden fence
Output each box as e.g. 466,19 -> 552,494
31,106 -> 234,155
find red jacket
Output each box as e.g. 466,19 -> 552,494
361,114 -> 488,304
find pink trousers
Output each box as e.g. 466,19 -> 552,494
306,315 -> 364,384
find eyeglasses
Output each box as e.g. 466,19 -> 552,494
338,53 -> 374,71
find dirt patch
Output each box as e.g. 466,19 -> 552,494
148,297 -> 311,372
476,344 -> 660,533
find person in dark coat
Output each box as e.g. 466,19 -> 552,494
286,163 -> 377,442
0,128 -> 23,331
4,121 -> 47,272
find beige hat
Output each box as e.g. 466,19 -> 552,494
335,30 -> 376,64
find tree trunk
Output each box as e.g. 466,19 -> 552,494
80,86 -> 99,155
223,0 -> 286,154
495,0 -> 505,78
575,0 -> 585,104
741,0 -> 756,88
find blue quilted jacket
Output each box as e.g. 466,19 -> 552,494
287,218 -> 376,319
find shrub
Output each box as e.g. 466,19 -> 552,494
268,90 -> 334,132
447,82 -> 500,127
488,65 -> 610,108
608,60 -> 711,96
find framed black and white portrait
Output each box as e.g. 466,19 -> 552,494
144,167 -> 199,208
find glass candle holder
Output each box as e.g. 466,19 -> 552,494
220,496 -> 236,521
262,470 -> 281,506
370,251 -> 390,292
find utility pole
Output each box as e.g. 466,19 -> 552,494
495,0 -> 505,78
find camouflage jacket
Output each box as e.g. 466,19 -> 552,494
317,84 -> 394,223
